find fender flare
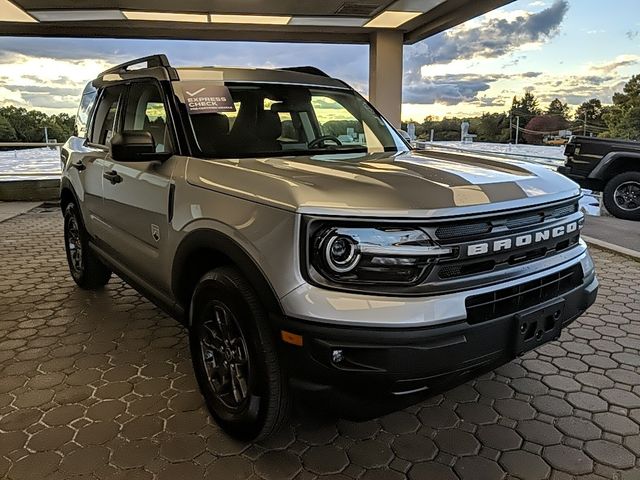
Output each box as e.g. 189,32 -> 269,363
589,151 -> 640,180
171,228 -> 284,324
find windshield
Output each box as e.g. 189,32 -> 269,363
177,82 -> 408,158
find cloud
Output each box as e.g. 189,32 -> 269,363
590,55 -> 640,73
0,37 -> 368,88
402,1 -> 569,105
403,74 -> 499,105
405,0 -> 569,77
0,84 -> 81,97
19,94 -> 78,109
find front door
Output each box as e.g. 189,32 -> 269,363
70,84 -> 124,238
100,81 -> 176,286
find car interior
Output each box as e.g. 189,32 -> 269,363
186,84 -> 383,157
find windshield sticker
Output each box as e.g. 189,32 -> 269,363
182,83 -> 236,114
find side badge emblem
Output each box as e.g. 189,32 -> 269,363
151,224 -> 160,242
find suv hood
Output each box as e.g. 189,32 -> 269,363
186,150 -> 580,218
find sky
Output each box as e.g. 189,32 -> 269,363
0,0 -> 638,121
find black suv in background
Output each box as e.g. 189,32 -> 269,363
560,136 -> 640,220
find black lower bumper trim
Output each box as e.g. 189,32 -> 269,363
275,272 -> 598,411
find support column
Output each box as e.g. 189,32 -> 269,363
369,30 -> 403,128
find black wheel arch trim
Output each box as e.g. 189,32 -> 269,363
172,229 -> 284,324
589,152 -> 640,180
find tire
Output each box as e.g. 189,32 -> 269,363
603,172 -> 640,221
63,203 -> 112,289
189,266 -> 289,441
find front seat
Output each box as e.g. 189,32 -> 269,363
255,111 -> 282,152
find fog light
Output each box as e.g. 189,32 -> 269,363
332,349 -> 344,363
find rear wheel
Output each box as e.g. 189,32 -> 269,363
63,203 -> 112,289
603,172 -> 640,221
189,266 -> 289,441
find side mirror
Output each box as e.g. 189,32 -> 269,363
110,131 -> 166,162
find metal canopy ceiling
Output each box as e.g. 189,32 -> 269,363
1,0 -> 514,44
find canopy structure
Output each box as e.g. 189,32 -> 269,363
1,0 -> 514,126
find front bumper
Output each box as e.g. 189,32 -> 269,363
275,255 -> 598,407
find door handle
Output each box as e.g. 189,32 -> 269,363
71,161 -> 86,171
103,170 -> 122,185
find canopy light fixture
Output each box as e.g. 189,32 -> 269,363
0,0 -> 36,22
364,10 -> 421,28
30,10 -> 124,22
209,14 -> 291,25
122,10 -> 208,23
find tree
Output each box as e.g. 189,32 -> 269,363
575,98 -> 604,124
547,98 -> 570,119
0,106 -> 76,144
0,115 -> 17,142
475,113 -> 510,142
511,91 -> 542,123
602,75 -> 640,140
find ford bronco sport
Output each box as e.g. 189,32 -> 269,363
61,55 -> 598,440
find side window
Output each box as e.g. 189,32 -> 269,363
90,85 -> 124,146
123,82 -> 171,153
76,83 -> 97,138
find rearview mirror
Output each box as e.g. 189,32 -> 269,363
110,131 -> 168,162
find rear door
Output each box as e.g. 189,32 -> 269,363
100,80 -> 176,285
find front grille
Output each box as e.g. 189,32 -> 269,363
431,199 -> 582,281
435,222 -> 491,239
433,201 -> 579,241
465,264 -> 583,324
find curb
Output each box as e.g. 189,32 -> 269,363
582,235 -> 640,262
0,202 -> 43,223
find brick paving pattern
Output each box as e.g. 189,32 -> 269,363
1,207 -> 640,480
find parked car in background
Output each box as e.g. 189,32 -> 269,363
560,136 -> 640,220
61,55 -> 598,440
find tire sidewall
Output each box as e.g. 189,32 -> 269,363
189,274 -> 271,439
604,172 -> 640,221
63,203 -> 86,283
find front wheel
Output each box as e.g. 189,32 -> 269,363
63,203 -> 112,289
603,172 -> 640,221
189,267 -> 289,441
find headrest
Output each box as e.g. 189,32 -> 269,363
190,113 -> 230,137
256,111 -> 282,140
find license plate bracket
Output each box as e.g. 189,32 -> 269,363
514,299 -> 565,355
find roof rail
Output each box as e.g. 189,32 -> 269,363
99,54 -> 178,80
279,66 -> 331,78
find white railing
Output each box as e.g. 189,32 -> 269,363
0,142 -> 64,147
414,141 -> 562,167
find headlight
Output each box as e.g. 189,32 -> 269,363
308,225 -> 453,287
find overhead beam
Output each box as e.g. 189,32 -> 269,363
0,22 -> 372,44
0,0 -> 515,45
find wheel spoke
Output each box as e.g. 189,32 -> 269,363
198,300 -> 251,409
214,306 -> 232,340
202,323 -> 225,350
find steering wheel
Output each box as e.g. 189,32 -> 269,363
308,135 -> 343,149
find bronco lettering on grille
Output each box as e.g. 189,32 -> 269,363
467,221 -> 579,257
